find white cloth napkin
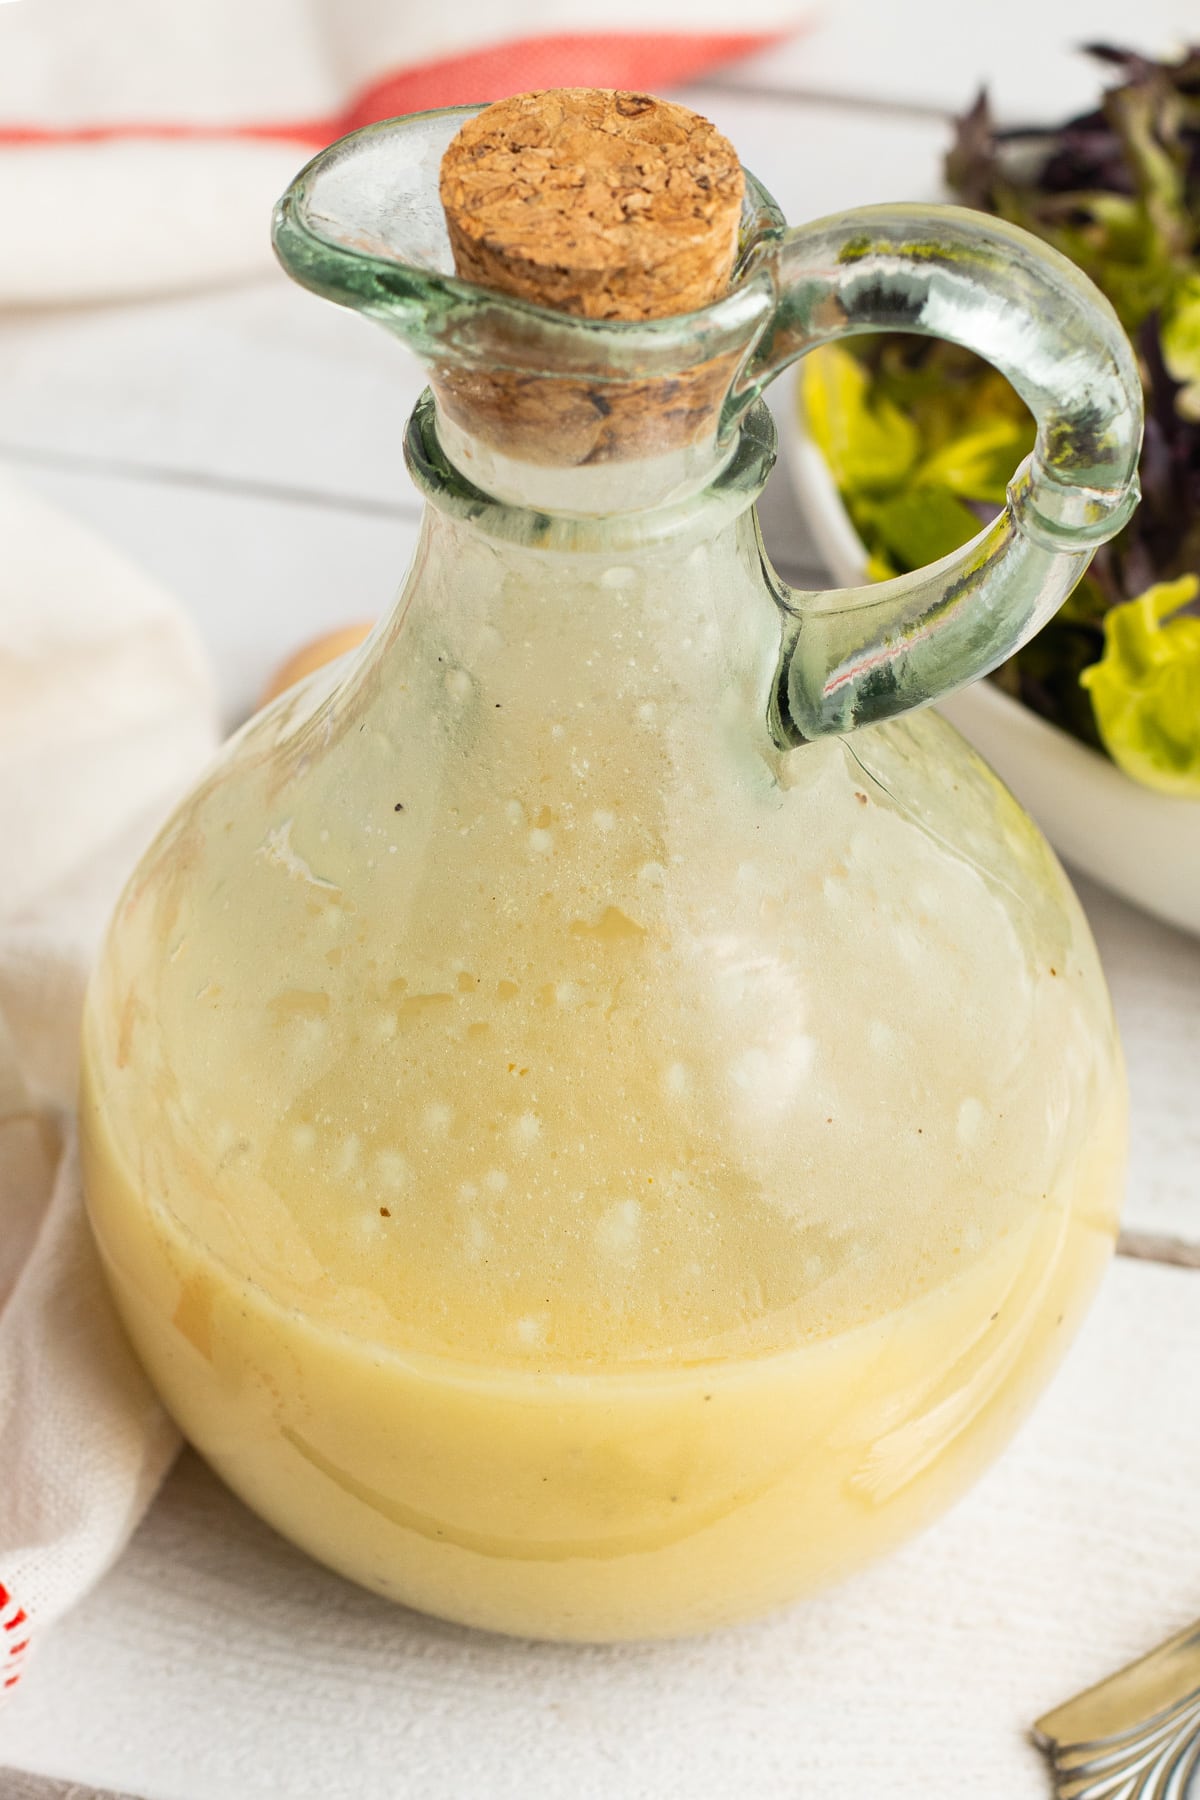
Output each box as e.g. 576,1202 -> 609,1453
0,0 -> 797,305
0,477 -> 218,1697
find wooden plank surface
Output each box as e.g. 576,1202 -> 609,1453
1077,878 -> 1200,1251
2,1258 -> 1196,1800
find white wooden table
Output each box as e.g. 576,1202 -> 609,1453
2,5 -> 1199,1795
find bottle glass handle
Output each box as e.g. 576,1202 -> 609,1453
751,205 -> 1143,739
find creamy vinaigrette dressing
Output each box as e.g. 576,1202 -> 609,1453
81,506 -> 1124,1638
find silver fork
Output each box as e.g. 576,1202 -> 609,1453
1034,1621 -> 1200,1798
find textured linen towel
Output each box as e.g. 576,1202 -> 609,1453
0,477 -> 218,1696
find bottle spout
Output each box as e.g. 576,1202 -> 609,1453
272,109 -> 478,332
271,106 -> 784,514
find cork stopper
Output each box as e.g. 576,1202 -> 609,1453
439,89 -> 744,321
434,90 -> 747,473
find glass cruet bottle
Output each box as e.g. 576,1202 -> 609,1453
79,90 -> 1143,1642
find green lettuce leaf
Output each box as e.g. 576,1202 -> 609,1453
913,415 -> 1033,505
802,343 -> 919,495
865,486 -> 984,569
1080,574 -> 1200,795
1161,273 -> 1200,422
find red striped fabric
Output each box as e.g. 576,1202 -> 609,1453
0,29 -> 784,148
0,1579 -> 29,1693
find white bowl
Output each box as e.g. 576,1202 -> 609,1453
780,371 -> 1200,937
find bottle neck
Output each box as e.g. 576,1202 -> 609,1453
435,401 -> 737,518
405,390 -> 776,555
367,496 -> 787,790
362,392 -> 790,777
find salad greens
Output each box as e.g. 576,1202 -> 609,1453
1082,574 -> 1200,793
801,43 -> 1200,795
